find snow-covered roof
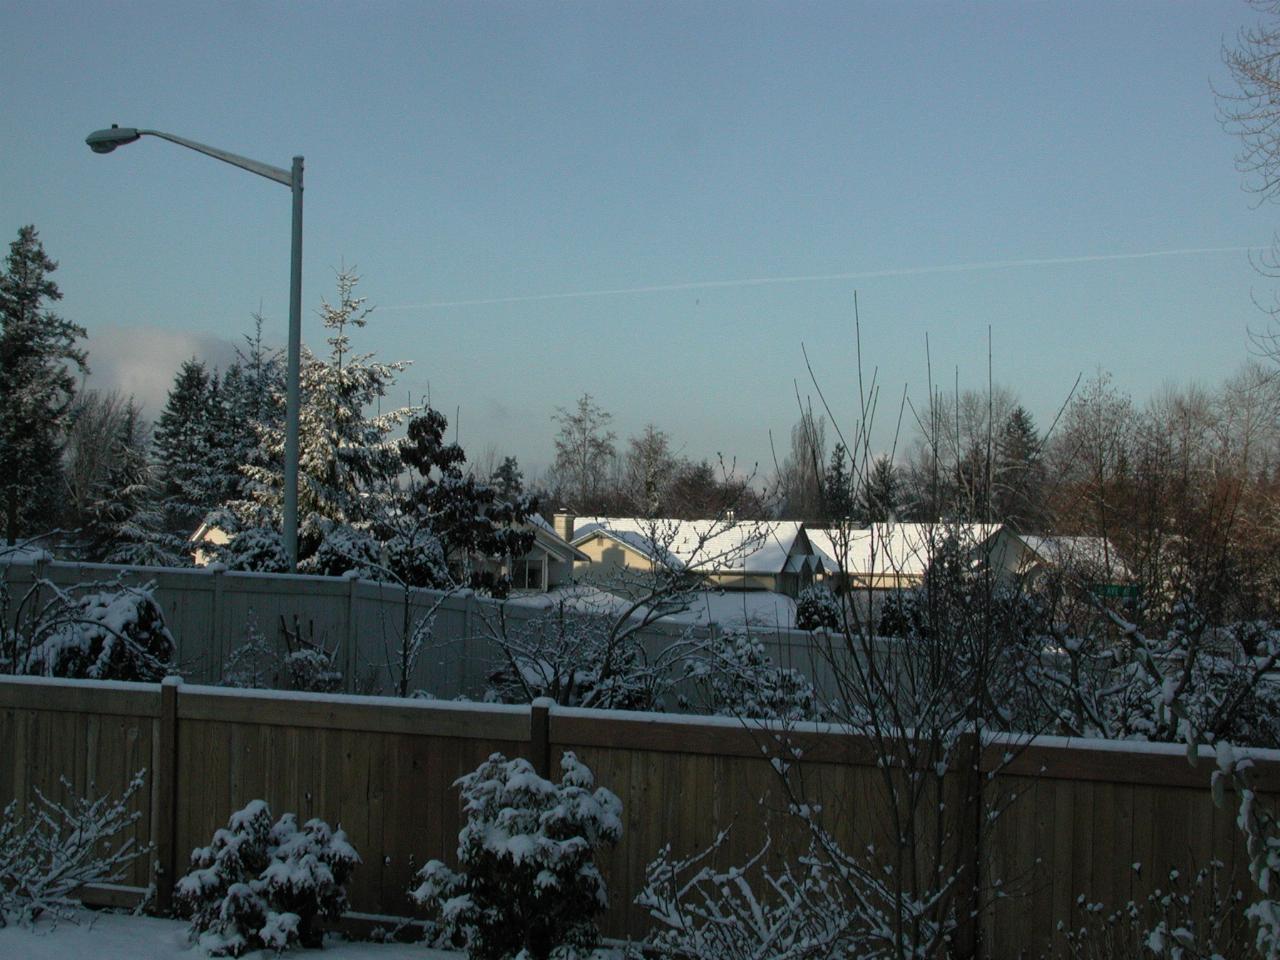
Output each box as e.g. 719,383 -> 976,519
571,517 -> 812,575
1016,535 -> 1126,578
808,522 -> 1001,578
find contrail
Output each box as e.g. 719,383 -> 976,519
381,245 -> 1262,311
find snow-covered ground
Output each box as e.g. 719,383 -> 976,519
0,911 -> 456,960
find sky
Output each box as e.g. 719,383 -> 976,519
0,1 -> 1273,481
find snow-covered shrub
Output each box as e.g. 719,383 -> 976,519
685,630 -> 823,721
410,751 -> 622,960
297,522 -> 381,580
21,583 -> 175,681
284,648 -> 342,693
0,771 -> 148,928
1055,861 -> 1248,959
795,585 -> 839,631
222,613 -> 280,689
219,527 -> 290,574
176,800 -> 359,956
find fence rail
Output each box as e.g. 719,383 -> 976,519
1,674 -> 1275,957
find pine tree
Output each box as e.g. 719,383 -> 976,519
237,269 -> 414,559
390,408 -> 537,589
84,402 -> 178,566
856,455 -> 901,523
491,456 -> 525,501
994,405 -> 1045,531
824,443 -> 855,520
0,226 -> 87,541
217,316 -> 285,520
153,359 -> 220,538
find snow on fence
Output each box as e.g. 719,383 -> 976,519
1,674 -> 1275,956
0,557 -> 840,700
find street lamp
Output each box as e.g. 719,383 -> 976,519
85,125 -> 304,571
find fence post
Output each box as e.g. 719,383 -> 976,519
951,729 -> 984,959
209,564 -> 225,682
152,675 -> 182,915
344,572 -> 361,693
530,697 -> 553,779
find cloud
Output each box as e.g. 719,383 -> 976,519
82,325 -> 240,419
382,246 -> 1263,311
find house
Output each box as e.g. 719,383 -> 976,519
189,519 -> 230,567
477,514 -> 590,592
807,522 -> 1002,591
559,513 -> 824,597
985,530 -> 1130,593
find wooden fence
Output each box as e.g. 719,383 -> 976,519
1,674 -> 1275,958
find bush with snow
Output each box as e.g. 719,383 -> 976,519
0,772 -> 147,928
410,751 -> 622,960
218,527 -> 290,574
176,800 -> 359,957
795,585 -> 839,632
685,630 -> 823,722
17,582 -> 175,682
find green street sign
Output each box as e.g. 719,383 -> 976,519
1088,582 -> 1140,600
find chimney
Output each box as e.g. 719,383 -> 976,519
553,510 -> 575,543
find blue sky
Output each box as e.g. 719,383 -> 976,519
0,1 -> 1271,479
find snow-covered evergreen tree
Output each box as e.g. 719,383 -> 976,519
0,225 -> 87,542
153,359 -> 221,539
176,800 -> 359,957
234,269 -> 415,562
411,751 -> 621,960
82,401 -> 180,566
215,316 -> 285,515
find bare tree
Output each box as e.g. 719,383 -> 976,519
549,393 -> 617,512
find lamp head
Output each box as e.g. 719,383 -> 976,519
85,125 -> 141,154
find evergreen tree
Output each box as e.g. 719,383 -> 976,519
153,359 -> 220,538
85,402 -> 178,566
390,408 -> 537,589
824,443 -> 855,520
491,456 -> 525,501
236,269 -> 415,559
216,316 -> 285,517
856,455 -> 901,523
994,405 -> 1045,531
0,226 -> 87,541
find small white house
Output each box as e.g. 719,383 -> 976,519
563,514 -> 823,597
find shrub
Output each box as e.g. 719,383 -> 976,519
21,583 -> 175,681
176,800 -> 359,957
411,751 -> 622,960
795,585 -> 839,631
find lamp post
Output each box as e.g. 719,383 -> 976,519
86,125 -> 304,571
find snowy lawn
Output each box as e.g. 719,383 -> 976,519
0,910 -> 459,960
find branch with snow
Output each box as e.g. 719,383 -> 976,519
0,771 -> 148,928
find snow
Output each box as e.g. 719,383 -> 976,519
0,910 -> 460,960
